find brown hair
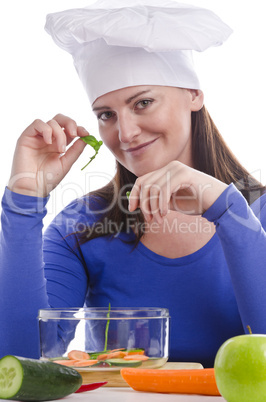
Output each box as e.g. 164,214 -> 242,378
77,105 -> 265,245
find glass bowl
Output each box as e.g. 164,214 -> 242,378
38,307 -> 170,371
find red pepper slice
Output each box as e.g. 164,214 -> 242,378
75,382 -> 108,393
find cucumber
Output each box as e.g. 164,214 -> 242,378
48,356 -> 69,361
0,355 -> 82,401
127,348 -> 145,354
105,359 -> 142,367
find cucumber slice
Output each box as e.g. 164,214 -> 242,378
105,359 -> 142,367
0,355 -> 82,401
127,348 -> 145,354
48,356 -> 69,361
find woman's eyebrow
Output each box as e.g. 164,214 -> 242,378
92,105 -> 111,112
92,90 -> 152,111
125,90 -> 152,104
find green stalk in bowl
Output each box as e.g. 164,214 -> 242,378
104,303 -> 111,352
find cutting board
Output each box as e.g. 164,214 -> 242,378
80,362 -> 203,387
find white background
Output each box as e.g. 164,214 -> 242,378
0,0 -> 265,228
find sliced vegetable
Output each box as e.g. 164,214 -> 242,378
105,351 -> 127,359
109,348 -> 127,353
75,382 -> 108,393
120,367 -> 221,396
51,343 -> 151,369
81,135 -> 103,170
105,359 -> 143,368
68,350 -> 90,360
97,353 -> 109,361
123,354 -> 149,361
72,360 -> 99,367
0,355 -> 82,401
48,356 -> 69,361
126,349 -> 145,355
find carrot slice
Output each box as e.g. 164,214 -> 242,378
53,359 -> 79,366
106,351 -> 127,359
121,368 -> 220,396
68,350 -> 90,360
126,350 -> 145,355
97,354 -> 109,361
109,348 -> 126,352
73,359 -> 99,367
123,354 -> 149,361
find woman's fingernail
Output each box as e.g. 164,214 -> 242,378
81,127 -> 89,134
160,208 -> 166,217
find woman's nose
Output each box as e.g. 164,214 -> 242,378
117,112 -> 141,143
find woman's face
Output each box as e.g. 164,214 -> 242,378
92,85 -> 203,177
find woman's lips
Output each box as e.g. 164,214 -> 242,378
125,137 -> 159,155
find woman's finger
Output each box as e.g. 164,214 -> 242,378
139,184 -> 153,222
53,113 -> 78,138
59,138 -> 87,172
46,118 -> 67,153
128,181 -> 140,213
77,126 -> 92,138
147,184 -> 163,223
20,119 -> 53,146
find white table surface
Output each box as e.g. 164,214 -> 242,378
65,388 -> 226,402
0,387 -> 226,401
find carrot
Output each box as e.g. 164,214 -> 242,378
53,359 -> 79,366
97,351 -> 127,361
123,354 -> 149,361
73,359 -> 99,367
97,353 -> 109,361
106,351 -> 127,359
68,350 -> 90,360
109,348 -> 126,352
120,368 -> 221,396
126,350 -> 145,356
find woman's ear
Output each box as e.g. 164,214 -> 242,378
188,89 -> 204,111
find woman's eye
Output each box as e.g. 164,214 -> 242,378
98,111 -> 114,121
135,99 -> 153,110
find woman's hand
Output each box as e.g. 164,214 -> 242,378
8,114 -> 88,197
128,160 -> 228,223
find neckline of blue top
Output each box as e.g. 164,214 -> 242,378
136,232 -> 219,266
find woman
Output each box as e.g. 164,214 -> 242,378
1,0 -> 266,368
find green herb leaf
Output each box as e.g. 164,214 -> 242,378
81,135 -> 103,170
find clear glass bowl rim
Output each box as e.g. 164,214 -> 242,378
38,307 -> 170,320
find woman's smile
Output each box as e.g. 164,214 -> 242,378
124,137 -> 160,156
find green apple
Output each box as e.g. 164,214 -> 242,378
214,333 -> 266,401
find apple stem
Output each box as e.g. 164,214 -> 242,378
247,325 -> 252,334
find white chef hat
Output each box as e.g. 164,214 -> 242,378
45,0 -> 232,105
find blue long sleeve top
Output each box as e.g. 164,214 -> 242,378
1,183 -> 266,367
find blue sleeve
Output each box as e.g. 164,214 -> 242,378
0,188 -> 89,358
0,188 -> 50,358
203,183 -> 266,334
